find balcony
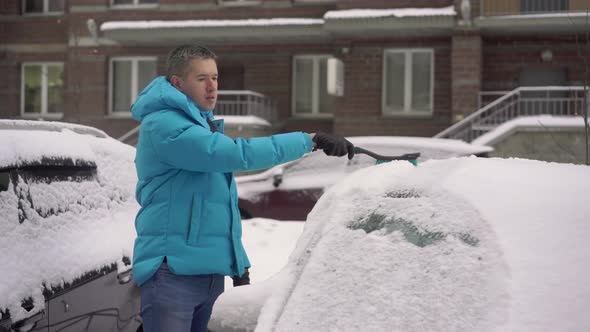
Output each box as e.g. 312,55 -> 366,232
481,0 -> 590,16
476,0 -> 590,34
118,90 -> 276,146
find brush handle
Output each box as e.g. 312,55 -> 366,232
353,146 -> 420,161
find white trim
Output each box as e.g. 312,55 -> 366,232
382,48 -> 434,116
217,0 -> 262,7
108,56 -> 157,116
20,62 -> 64,117
110,0 -> 159,9
292,54 -> 333,117
22,0 -> 65,15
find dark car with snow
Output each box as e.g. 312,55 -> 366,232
0,120 -> 141,332
237,136 -> 492,220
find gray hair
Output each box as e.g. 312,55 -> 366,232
166,44 -> 217,79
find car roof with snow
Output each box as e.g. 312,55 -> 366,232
0,120 -> 109,170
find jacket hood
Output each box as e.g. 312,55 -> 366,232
131,76 -> 205,126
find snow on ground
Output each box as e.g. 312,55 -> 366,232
214,157 -> 590,332
0,126 -> 138,322
223,218 -> 304,290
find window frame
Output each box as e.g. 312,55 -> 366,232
22,0 -> 65,15
108,56 -> 157,117
20,62 -> 64,119
381,48 -> 435,116
110,0 -> 159,9
291,54 -> 334,118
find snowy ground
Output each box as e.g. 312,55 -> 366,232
224,218 -> 305,290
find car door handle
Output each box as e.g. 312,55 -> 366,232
117,269 -> 133,284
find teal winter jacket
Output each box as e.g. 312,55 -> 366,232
131,77 -> 313,286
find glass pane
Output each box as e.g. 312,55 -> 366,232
411,52 -> 432,112
294,58 -> 313,114
46,65 -> 64,113
113,61 -> 132,113
48,0 -> 65,12
113,0 -> 133,4
25,0 -> 43,12
385,53 -> 405,111
138,60 -> 157,96
24,65 -> 42,114
140,0 -> 159,3
318,58 -> 335,114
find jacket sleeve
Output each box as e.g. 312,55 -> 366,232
146,112 -> 313,173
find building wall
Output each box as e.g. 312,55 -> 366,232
488,130 -> 589,165
1,0 -> 587,141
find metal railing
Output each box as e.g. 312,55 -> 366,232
215,90 -> 276,123
435,86 -> 587,142
118,90 -> 276,146
481,0 -> 590,17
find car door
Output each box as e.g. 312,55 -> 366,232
14,163 -> 141,332
46,267 -> 140,332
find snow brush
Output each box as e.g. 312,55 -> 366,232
353,146 -> 420,166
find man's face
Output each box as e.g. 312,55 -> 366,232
173,58 -> 218,111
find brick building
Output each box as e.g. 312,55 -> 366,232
1,0 -> 589,144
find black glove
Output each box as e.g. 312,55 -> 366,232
312,132 -> 355,160
232,268 -> 250,287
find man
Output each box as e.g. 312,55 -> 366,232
131,44 -> 353,332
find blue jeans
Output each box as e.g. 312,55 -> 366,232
140,262 -> 224,332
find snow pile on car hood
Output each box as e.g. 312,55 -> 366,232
0,131 -> 138,322
253,157 -> 590,332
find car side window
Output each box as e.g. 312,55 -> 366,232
0,170 -> 20,225
0,171 -> 9,192
18,165 -> 98,219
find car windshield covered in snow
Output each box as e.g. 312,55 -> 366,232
211,157 -> 590,332
0,120 -> 140,331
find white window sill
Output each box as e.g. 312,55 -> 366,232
218,1 -> 262,7
20,113 -> 64,120
381,111 -> 434,119
110,4 -> 159,10
105,112 -> 134,119
22,12 -> 65,16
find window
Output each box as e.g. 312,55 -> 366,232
109,57 -> 157,114
112,0 -> 158,6
520,0 -> 567,13
21,63 -> 64,116
382,49 -> 434,115
23,0 -> 65,14
292,55 -> 335,116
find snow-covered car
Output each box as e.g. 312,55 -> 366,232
0,120 -> 140,332
237,136 -> 492,220
211,157 -> 590,331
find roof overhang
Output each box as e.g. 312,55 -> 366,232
475,12 -> 590,35
101,19 -> 329,45
99,6 -> 458,45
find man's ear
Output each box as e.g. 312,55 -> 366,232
170,75 -> 183,90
